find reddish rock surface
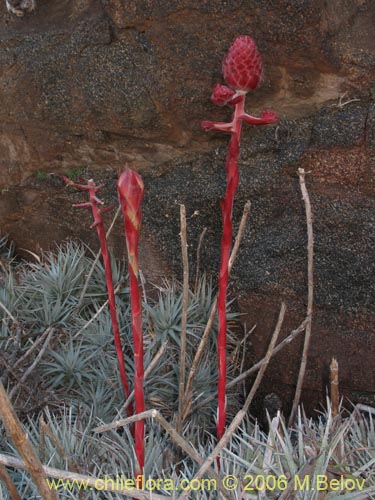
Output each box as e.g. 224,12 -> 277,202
0,0 -> 374,415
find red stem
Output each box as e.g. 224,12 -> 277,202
71,179 -> 133,416
118,171 -> 145,476
217,96 -> 245,443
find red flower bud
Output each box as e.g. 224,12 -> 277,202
222,36 -> 263,92
211,84 -> 235,106
117,166 -> 144,228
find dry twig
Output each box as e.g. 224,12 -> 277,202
194,226 -> 207,292
0,462 -> 23,500
177,204 -> 189,435
73,284 -> 121,339
39,414 -> 79,473
178,303 -> 286,500
0,298 -> 18,324
188,317 -> 307,417
120,341 -> 168,414
0,453 -> 168,500
183,201 -> 251,411
330,358 -> 339,417
12,327 -> 51,371
0,380 -> 57,500
289,168 -> 314,426
93,409 -> 230,499
9,328 -> 54,400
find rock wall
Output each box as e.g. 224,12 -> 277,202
0,0 -> 374,414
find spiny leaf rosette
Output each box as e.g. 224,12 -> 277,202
117,167 -> 145,476
200,36 -> 279,446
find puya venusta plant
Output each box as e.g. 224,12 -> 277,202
200,35 -> 279,444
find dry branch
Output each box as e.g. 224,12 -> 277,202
0,380 -> 57,500
0,463 -> 23,500
289,168 -> 314,426
93,409 -> 230,499
73,283 -> 121,339
188,317 -> 306,417
12,327 -> 51,371
177,204 -> 189,435
0,453 -> 169,500
183,201 -> 251,410
194,226 -> 207,292
120,341 -> 168,414
177,303 -> 286,500
330,358 -> 339,417
8,328 -> 54,400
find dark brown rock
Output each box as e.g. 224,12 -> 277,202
0,0 -> 374,415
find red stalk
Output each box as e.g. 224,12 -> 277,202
117,167 -> 145,476
64,177 -> 133,416
200,36 -> 279,448
217,95 -> 243,442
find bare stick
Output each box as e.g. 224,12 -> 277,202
228,200 -> 251,270
73,283 -> 121,339
93,409 -> 229,499
178,303 -> 286,500
119,341 -> 168,414
187,318 -> 307,419
330,358 -> 339,417
177,205 -> 189,435
9,328 -> 54,399
228,319 -> 307,391
12,327 -> 52,370
194,226 -> 207,292
0,463 -> 23,500
184,201 -> 251,405
1,326 -> 21,385
240,325 -> 256,378
0,453 -> 169,500
139,269 -> 156,339
289,169 -> 314,426
0,298 -> 17,324
39,415 -> 79,473
0,380 -> 57,500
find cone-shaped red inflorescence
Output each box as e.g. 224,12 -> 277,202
117,167 -> 145,475
200,36 -> 278,459
65,178 -> 133,417
222,35 -> 263,92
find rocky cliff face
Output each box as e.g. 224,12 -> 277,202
0,0 -> 374,414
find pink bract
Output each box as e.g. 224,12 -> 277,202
117,167 -> 144,217
222,35 -> 263,92
211,84 -> 235,106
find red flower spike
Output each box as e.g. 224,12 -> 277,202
211,84 -> 235,106
222,36 -> 263,92
117,166 -> 145,476
64,177 -> 133,418
200,36 -> 278,468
